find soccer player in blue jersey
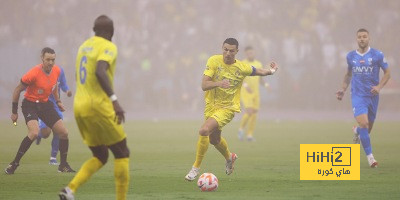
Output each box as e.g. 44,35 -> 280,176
336,28 -> 391,168
36,67 -> 72,165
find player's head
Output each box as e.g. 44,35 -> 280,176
356,28 -> 369,49
222,38 -> 239,65
40,47 -> 56,73
244,46 -> 255,61
93,15 -> 114,41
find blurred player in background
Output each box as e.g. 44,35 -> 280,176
238,46 -> 270,141
36,66 -> 72,165
185,38 -> 278,181
6,47 -> 75,174
336,28 -> 391,168
59,15 -> 130,200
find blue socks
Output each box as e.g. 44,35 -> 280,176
357,127 -> 372,155
51,133 -> 60,158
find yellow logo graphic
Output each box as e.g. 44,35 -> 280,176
300,144 -> 360,180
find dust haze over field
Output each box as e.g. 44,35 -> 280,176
0,0 -> 399,121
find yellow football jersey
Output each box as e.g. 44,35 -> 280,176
241,59 -> 263,97
74,36 -> 118,116
203,55 -> 253,112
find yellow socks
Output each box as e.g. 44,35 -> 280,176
214,137 -> 231,160
193,136 -> 209,168
68,157 -> 103,193
247,114 -> 257,137
239,113 -> 250,130
114,158 -> 130,200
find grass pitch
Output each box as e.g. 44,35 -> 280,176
0,120 -> 399,199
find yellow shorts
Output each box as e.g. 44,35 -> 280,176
74,100 -> 126,147
241,94 -> 260,110
204,106 -> 235,130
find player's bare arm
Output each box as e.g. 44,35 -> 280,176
11,82 -> 27,123
201,75 -> 230,91
96,60 -> 125,124
336,69 -> 352,101
371,68 -> 391,95
253,62 -> 279,76
53,84 -> 65,112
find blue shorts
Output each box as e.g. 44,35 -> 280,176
351,94 -> 379,122
39,102 -> 63,129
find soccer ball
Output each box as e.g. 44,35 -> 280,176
197,173 -> 218,192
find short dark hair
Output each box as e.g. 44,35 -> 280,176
223,38 -> 239,49
93,15 -> 114,35
357,28 -> 369,34
41,47 -> 55,56
244,46 -> 253,51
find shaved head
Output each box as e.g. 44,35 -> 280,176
93,15 -> 114,40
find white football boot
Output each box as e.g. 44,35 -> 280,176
59,187 -> 74,200
185,166 -> 200,181
367,154 -> 378,168
226,153 -> 238,175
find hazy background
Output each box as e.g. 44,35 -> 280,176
1,0 -> 399,121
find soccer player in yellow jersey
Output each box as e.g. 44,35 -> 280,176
59,15 -> 130,200
238,46 -> 270,141
185,38 -> 278,181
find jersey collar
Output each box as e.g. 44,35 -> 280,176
356,46 -> 371,56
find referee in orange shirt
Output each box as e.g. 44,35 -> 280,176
5,47 -> 75,174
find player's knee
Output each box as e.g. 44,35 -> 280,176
199,127 -> 210,136
109,139 -> 130,159
56,128 -> 68,139
95,153 -> 108,165
91,147 -> 109,164
41,129 -> 52,138
359,121 -> 369,128
28,131 -> 39,140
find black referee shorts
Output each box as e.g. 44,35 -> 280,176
21,99 -> 61,128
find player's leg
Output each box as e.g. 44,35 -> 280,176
210,108 -> 237,175
195,118 -> 220,167
238,108 -> 251,140
210,130 -> 228,159
368,95 -> 379,134
49,133 -> 60,165
66,145 -> 108,194
5,100 -> 40,174
355,114 -> 377,167
352,95 -> 378,167
246,109 -> 258,141
210,129 -> 238,175
51,120 -> 75,172
185,117 -> 218,181
5,120 -> 40,174
109,139 -> 130,200
36,119 -> 50,145
49,108 -> 63,165
39,101 -> 73,172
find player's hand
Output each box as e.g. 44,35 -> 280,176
336,90 -> 345,101
11,113 -> 18,124
269,62 -> 278,74
57,101 -> 66,112
112,100 -> 125,124
66,90 -> 72,97
370,86 -> 381,95
219,79 -> 230,89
